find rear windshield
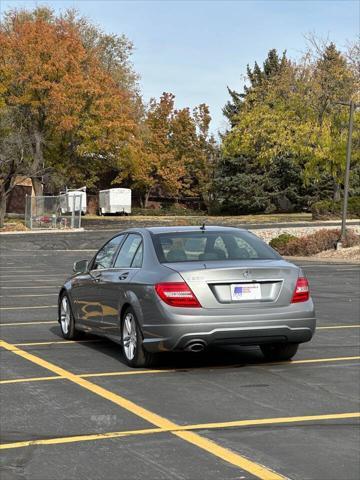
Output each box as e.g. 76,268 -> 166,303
152,230 -> 280,263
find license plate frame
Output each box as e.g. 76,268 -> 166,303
231,283 -> 261,301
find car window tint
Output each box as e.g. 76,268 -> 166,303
233,236 -> 258,258
183,237 -> 206,260
114,234 -> 142,268
93,235 -> 124,270
213,236 -> 229,259
131,242 -> 143,268
152,231 -> 280,263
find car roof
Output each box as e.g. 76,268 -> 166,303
145,225 -> 247,234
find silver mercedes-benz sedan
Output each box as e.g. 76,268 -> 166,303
58,226 -> 316,367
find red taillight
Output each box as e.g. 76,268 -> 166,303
155,282 -> 201,308
291,277 -> 310,303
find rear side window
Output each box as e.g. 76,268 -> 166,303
114,234 -> 142,268
152,231 -> 280,263
131,241 -> 143,268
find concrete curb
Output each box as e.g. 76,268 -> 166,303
0,228 -> 84,235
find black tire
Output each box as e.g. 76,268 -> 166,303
260,343 -> 299,362
59,292 -> 82,340
121,307 -> 157,368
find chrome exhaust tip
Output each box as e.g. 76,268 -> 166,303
185,340 -> 206,353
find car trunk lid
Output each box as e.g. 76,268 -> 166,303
164,260 -> 299,309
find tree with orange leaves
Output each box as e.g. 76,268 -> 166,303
115,93 -> 182,207
0,7 -> 138,207
115,93 -> 218,208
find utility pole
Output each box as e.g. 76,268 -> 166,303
335,100 -> 358,245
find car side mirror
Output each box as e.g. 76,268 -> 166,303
73,259 -> 89,274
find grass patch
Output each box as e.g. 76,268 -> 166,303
84,212 -> 312,225
1,218 -> 27,232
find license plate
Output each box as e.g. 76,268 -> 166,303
231,283 -> 261,301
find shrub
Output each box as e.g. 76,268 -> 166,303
131,206 -> 205,217
269,233 -> 297,254
274,229 -> 360,256
311,200 -> 337,219
311,196 -> 360,220
349,197 -> 360,217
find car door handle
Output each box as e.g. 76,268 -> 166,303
119,272 -> 129,280
91,271 -> 102,282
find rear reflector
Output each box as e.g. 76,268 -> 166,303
155,282 -> 201,308
291,277 -> 310,303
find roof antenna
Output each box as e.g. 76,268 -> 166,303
200,223 -> 206,231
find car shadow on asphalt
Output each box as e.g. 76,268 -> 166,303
49,326 -> 266,371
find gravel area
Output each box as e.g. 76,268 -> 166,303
315,245 -> 360,261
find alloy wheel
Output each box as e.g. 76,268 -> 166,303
60,296 -> 70,334
122,312 -> 137,360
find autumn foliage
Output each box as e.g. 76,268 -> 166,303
117,93 -> 217,206
1,7 -> 359,228
0,8 -> 137,195
0,7 -> 216,225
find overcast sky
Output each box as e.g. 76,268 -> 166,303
1,0 -> 359,134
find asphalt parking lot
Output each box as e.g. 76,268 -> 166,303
1,231 -> 359,480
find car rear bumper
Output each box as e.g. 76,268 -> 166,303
141,302 -> 316,352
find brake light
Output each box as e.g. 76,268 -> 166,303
155,282 -> 201,308
291,277 -> 310,303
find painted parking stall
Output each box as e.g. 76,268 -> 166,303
0,231 -> 359,480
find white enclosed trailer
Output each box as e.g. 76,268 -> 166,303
99,188 -> 131,215
60,188 -> 87,215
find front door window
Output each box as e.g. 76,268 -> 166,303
92,235 -> 125,270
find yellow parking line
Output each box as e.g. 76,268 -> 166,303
317,325 -> 360,330
173,431 -> 284,479
27,354 -> 360,374
288,356 -> 360,365
0,305 -> 57,310
0,339 -> 286,480
81,369 -> 175,378
0,321 -> 57,326
0,427 -> 164,450
13,340 -> 102,346
1,412 -> 358,451
0,369 -> 176,384
0,375 -> 61,384
183,412 -> 360,431
1,355 -> 359,385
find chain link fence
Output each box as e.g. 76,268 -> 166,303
25,195 -> 83,230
